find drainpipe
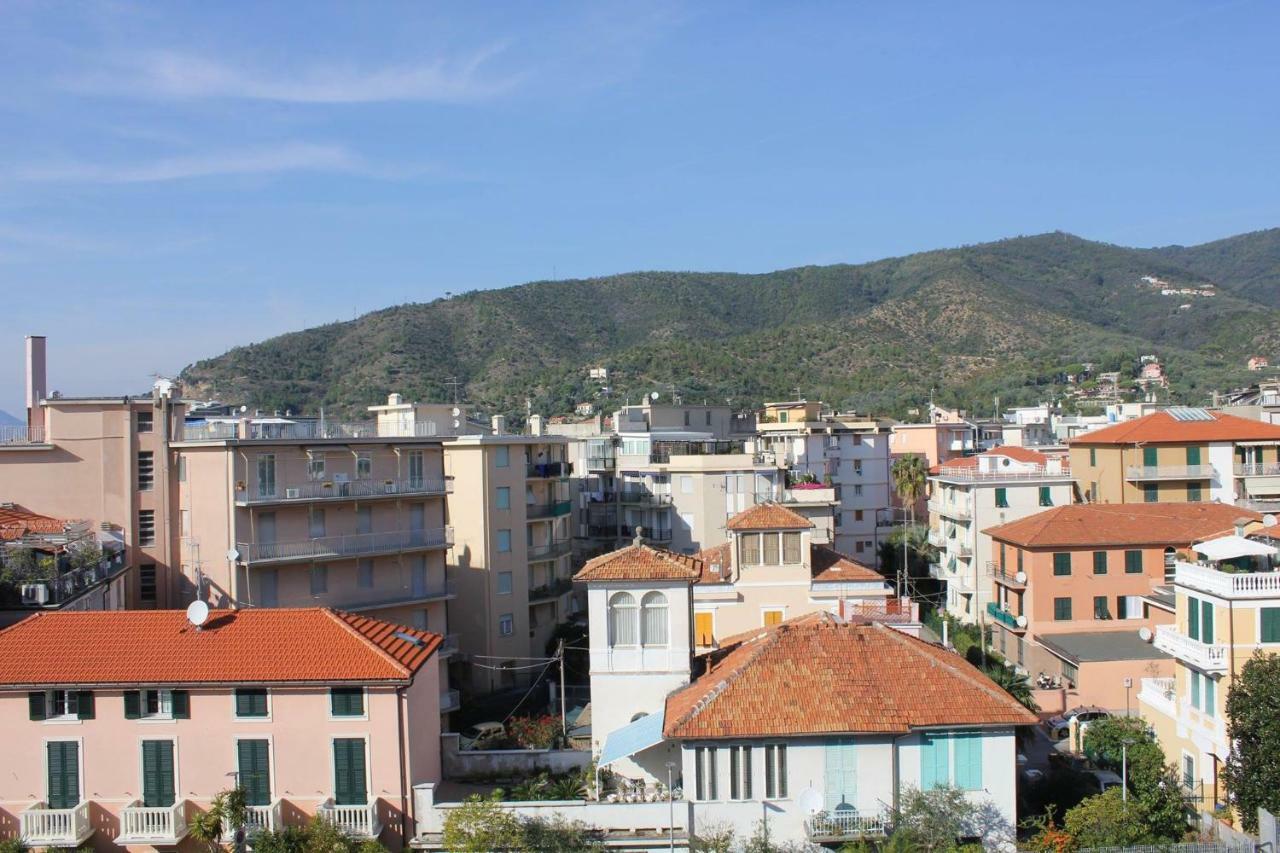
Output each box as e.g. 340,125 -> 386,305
397,685 -> 410,847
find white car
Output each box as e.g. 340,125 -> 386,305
1045,706 -> 1109,741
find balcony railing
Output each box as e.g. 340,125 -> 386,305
317,800 -> 381,839
440,689 -> 461,713
20,801 -> 92,846
1175,560 -> 1280,598
527,461 -> 572,478
987,561 -> 1027,588
1235,462 -> 1280,476
529,540 -> 572,561
236,527 -> 452,564
932,466 -> 1071,482
927,498 -> 971,520
986,601 -> 1025,630
804,811 -> 888,841
618,491 -> 673,506
0,425 -> 48,446
585,523 -> 619,538
239,477 -> 450,505
1138,677 -> 1177,718
649,440 -> 753,464
7,546 -> 129,607
1125,464 -> 1216,481
439,634 -> 461,657
527,500 -> 573,520
235,801 -> 283,838
585,455 -> 616,471
1153,624 -> 1227,672
529,577 -> 574,602
343,580 -> 457,612
926,529 -> 946,548
119,800 -> 188,845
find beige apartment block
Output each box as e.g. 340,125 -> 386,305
444,434 -> 575,694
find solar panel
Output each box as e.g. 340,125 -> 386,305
392,630 -> 425,647
1166,407 -> 1213,421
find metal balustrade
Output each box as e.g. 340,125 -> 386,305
236,527 -> 452,563
0,425 -> 48,445
239,477 -> 451,505
804,811 -> 888,841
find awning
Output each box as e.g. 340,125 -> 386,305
598,708 -> 666,767
1193,535 -> 1278,562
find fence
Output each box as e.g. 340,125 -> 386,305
1075,844 -> 1254,853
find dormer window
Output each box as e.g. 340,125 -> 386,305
607,592 -> 638,646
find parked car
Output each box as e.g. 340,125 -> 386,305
1086,769 -> 1124,794
459,721 -> 505,751
1045,706 -> 1109,741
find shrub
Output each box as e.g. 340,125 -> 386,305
508,714 -> 561,749
441,793 -> 523,852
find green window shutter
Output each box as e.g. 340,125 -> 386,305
1054,597 -> 1072,620
1143,447 -> 1158,467
1187,596 -> 1200,641
954,733 -> 982,790
1204,677 -> 1215,718
1187,446 -> 1201,466
142,741 -> 176,807
47,741 -> 79,809
333,738 -> 368,804
236,688 -> 267,717
1039,486 -> 1051,507
124,690 -> 141,719
1201,601 -> 1214,643
1191,671 -> 1201,708
1125,550 -> 1143,574
331,688 -> 363,717
1144,484 -> 1158,503
28,691 -> 46,721
1262,608 -> 1280,643
238,740 -> 271,806
1053,553 -> 1071,576
171,690 -> 190,719
1187,483 -> 1202,502
1093,552 -> 1107,574
76,691 -> 94,720
1089,448 -> 1096,466
995,488 -> 1007,508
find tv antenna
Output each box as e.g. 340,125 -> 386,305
444,377 -> 463,405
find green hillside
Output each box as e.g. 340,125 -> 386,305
180,230 -> 1280,420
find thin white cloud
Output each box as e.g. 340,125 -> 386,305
68,44 -> 520,104
7,143 -> 364,184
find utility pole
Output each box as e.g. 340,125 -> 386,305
557,640 -> 567,740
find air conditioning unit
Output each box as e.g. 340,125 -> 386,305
21,584 -> 50,605
285,488 -> 301,499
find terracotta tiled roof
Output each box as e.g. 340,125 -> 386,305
810,544 -> 884,583
984,502 -> 1263,549
693,542 -> 733,585
663,614 -> 1037,738
1068,410 -> 1280,445
0,505 -> 76,541
725,502 -> 814,531
0,608 -> 439,687
574,543 -> 702,582
932,445 -> 1058,475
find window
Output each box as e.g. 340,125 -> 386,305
995,488 -> 1008,508
498,613 -> 514,636
855,541 -> 865,554
854,509 -> 863,521
1187,595 -> 1200,640
140,740 -> 176,807
139,564 -> 157,603
1054,597 -> 1072,620
1039,486 -> 1052,507
1143,446 -> 1158,468
1261,607 -> 1280,643
258,569 -> 278,607
308,452 -> 326,481
309,508 -> 326,538
764,744 -> 787,798
356,453 -> 372,480
331,688 -> 364,717
695,747 -> 718,800
239,739 -> 271,805
1201,599 -> 1214,643
497,571 -> 512,595
357,505 -> 372,535
740,533 -> 761,564
496,529 -> 511,552
122,689 -> 189,720
496,487 -> 510,509
782,532 -> 801,563
1118,595 -> 1144,620
1190,670 -> 1201,708
680,475 -> 693,494
1062,661 -> 1079,685
683,411 -> 690,426
138,510 -> 156,546
177,454 -> 186,483
137,451 -> 155,491
357,558 -> 375,589
853,484 -> 863,496
494,446 -> 509,467
407,450 -> 424,488
1204,676 -> 1216,718
1053,553 -> 1071,576
1092,551 -> 1108,575
1093,596 -> 1110,620
257,454 -> 276,497
706,411 -> 712,426
180,509 -> 190,538
1143,483 -> 1158,503
29,690 -> 94,721
763,532 -> 780,564
1125,550 -> 1143,574
1182,754 -> 1195,790
1187,446 -> 1201,466
1089,448 -> 1096,467
641,591 -> 669,646
608,592 -> 637,646
1187,482 -> 1202,502
46,741 -> 80,808
136,410 -> 153,433
235,688 -> 268,718
729,745 -> 752,800
310,564 -> 327,595
1017,550 -> 1023,573
332,739 -> 369,806
143,689 -> 175,719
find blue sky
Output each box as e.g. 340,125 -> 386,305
2,0 -> 1278,414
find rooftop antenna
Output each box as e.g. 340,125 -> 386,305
444,377 -> 463,405
186,600 -> 210,632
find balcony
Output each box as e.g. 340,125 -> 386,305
0,425 -> 50,448
932,465 -> 1071,483
770,486 -> 838,505
986,601 -> 1025,631
118,800 -> 188,845
617,491 -> 673,506
529,577 -> 574,603
184,421 -> 400,442
987,562 -> 1027,588
1138,677 -> 1177,719
236,801 -> 283,838
585,455 -> 616,471
927,498 -> 971,520
317,800 -> 382,839
620,525 -> 672,543
526,500 -> 573,520
649,439 -> 759,464
1235,461 -> 1280,477
1125,464 -> 1216,481
584,524 -> 619,539
237,477 -> 451,506
236,527 -> 452,564
440,689 -> 461,713
1175,560 -> 1280,599
527,461 -> 572,479
952,540 -> 973,558
343,581 -> 457,612
20,801 -> 92,846
438,633 -> 461,658
805,811 -> 888,843
926,529 -> 947,548
529,539 -> 572,561
7,546 -> 129,608
1153,624 -> 1227,672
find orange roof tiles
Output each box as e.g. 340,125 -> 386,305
0,505 -> 75,541
0,608 -> 439,687
663,614 -> 1037,739
933,445 -> 1057,475
1068,411 -> 1280,445
810,544 -> 884,583
984,502 -> 1262,549
575,543 -> 702,582
725,502 -> 814,531
693,542 -> 733,585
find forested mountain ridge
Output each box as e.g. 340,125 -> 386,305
180,229 -> 1280,419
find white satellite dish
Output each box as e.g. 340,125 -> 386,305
650,391 -> 660,401
452,419 -> 461,429
1138,627 -> 1153,643
1016,614 -> 1028,628
239,404 -> 248,413
451,407 -> 461,417
1265,514 -> 1277,527
186,600 -> 210,628
795,787 -> 823,814
226,548 -> 240,562
1015,571 -> 1027,584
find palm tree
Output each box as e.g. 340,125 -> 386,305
890,454 -> 928,595
984,664 -> 1040,712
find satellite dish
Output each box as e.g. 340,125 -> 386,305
1138,627 -> 1153,643
1266,514 -> 1277,527
239,405 -> 248,413
226,548 -> 240,562
186,600 -> 210,628
1016,614 -> 1028,628
1015,571 -> 1027,584
451,407 -> 461,417
796,788 -> 823,814
650,391 -> 660,401
452,419 -> 461,429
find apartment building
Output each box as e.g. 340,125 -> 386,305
754,401 -> 891,564
1140,531 -> 1280,816
1069,407 -> 1280,509
0,336 -> 178,609
444,431 -> 575,694
927,446 -> 1076,624
983,503 -> 1260,710
0,608 -> 443,851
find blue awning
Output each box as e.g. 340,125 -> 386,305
598,708 -> 666,767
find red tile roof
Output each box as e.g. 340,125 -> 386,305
1068,410 -> 1280,445
983,502 -> 1263,549
0,608 -> 440,687
810,545 -> 884,583
725,502 -> 814,531
0,505 -> 76,541
932,445 -> 1058,475
693,542 -> 733,585
575,543 -> 702,582
663,613 -> 1037,738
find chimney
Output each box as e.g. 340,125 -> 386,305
25,335 -> 47,430
491,414 -> 506,435
529,414 -> 545,436
388,392 -> 403,406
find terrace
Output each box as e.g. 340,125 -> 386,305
235,527 -> 452,565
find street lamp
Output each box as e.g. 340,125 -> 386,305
666,761 -> 677,852
1121,738 -> 1136,804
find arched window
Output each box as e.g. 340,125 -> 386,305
608,592 -> 638,647
641,591 -> 669,647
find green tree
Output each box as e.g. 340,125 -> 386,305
1082,716 -> 1184,840
891,785 -> 980,851
1223,651 -> 1280,833
441,793 -> 523,853
891,453 -> 927,524
1061,788 -> 1157,848
188,787 -> 248,852
518,815 -> 604,851
982,664 -> 1039,712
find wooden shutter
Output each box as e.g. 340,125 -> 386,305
28,691 -> 46,721
1187,596 -> 1200,640
76,691 -> 95,720
124,690 -> 142,719
236,689 -> 266,717
171,690 -> 190,719
47,741 -> 79,809
333,738 -> 367,805
954,733 -> 982,790
920,733 -> 950,791
1262,608 -> 1280,643
695,613 -> 714,646
237,740 -> 270,806
331,688 -> 363,717
142,740 -> 176,807
1201,600 -> 1214,643
1143,447 -> 1158,468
